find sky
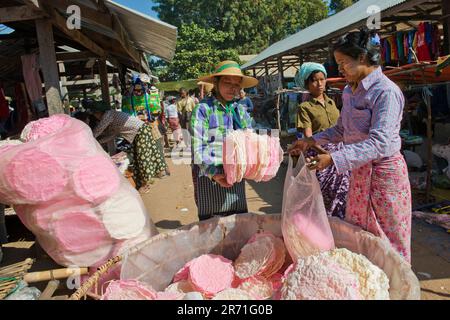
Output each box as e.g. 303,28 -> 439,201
113,0 -> 159,20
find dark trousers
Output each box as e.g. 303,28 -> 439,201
0,204 -> 7,244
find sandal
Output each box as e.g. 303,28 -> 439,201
139,185 -> 152,194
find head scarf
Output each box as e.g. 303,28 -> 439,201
294,62 -> 327,90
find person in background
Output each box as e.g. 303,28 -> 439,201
177,88 -> 196,133
190,89 -> 200,105
165,96 -> 182,145
88,101 -> 168,193
191,60 -> 257,221
289,28 -> 412,262
295,62 -> 350,219
238,89 -> 254,115
158,96 -> 170,150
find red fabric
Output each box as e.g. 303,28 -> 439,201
416,22 -> 432,62
15,83 -> 29,133
0,85 -> 9,120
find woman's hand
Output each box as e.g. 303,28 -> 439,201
288,137 -> 316,156
306,154 -> 334,171
212,174 -> 233,188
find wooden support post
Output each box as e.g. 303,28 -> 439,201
264,62 -> 269,77
277,57 -> 284,85
443,0 -> 450,55
35,19 -> 64,115
298,52 -> 304,66
58,62 -> 69,114
252,68 -> 256,78
99,58 -> 110,104
276,92 -> 281,132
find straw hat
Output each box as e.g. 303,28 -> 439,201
197,81 -> 214,93
198,60 -> 258,89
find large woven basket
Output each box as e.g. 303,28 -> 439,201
70,213 -> 421,300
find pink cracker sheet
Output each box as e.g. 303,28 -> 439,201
5,148 -> 68,202
73,156 -> 120,203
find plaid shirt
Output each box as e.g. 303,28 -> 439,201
191,97 -> 253,178
314,67 -> 405,174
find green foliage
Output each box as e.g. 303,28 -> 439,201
329,0 -> 358,14
152,0 -> 329,54
152,23 -> 240,81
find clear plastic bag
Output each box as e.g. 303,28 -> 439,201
281,154 -> 335,260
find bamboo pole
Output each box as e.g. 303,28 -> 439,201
276,90 -> 281,131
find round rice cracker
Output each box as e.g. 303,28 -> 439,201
254,134 -> 270,182
244,130 -> 258,178
22,114 -> 71,142
101,279 -> 157,300
212,288 -> 255,300
234,131 -> 247,183
155,291 -> 184,300
52,209 -> 112,254
73,155 -> 121,204
246,233 -> 285,278
98,184 -> 146,240
238,276 -> 274,300
223,134 -> 237,185
165,280 -> 194,294
172,260 -> 194,283
261,237 -> 286,278
4,148 -> 69,203
234,236 -> 275,279
188,254 -> 234,297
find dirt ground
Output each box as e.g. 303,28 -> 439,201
1,148 -> 449,300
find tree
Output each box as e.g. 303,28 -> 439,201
153,23 -> 240,81
152,0 -> 329,54
329,0 -> 358,14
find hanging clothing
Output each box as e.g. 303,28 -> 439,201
403,33 -> 409,60
416,22 -> 432,61
384,38 -> 391,63
407,31 -> 416,64
313,67 -> 411,262
0,85 -> 9,121
425,22 -> 433,46
21,54 -> 46,114
396,32 -> 404,61
431,24 -> 440,59
14,83 -> 29,133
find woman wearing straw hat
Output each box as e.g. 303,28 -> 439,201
88,101 -> 168,194
295,62 -> 350,219
191,60 -> 258,221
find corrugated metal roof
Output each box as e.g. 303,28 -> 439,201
242,0 -> 408,69
105,0 -> 177,62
